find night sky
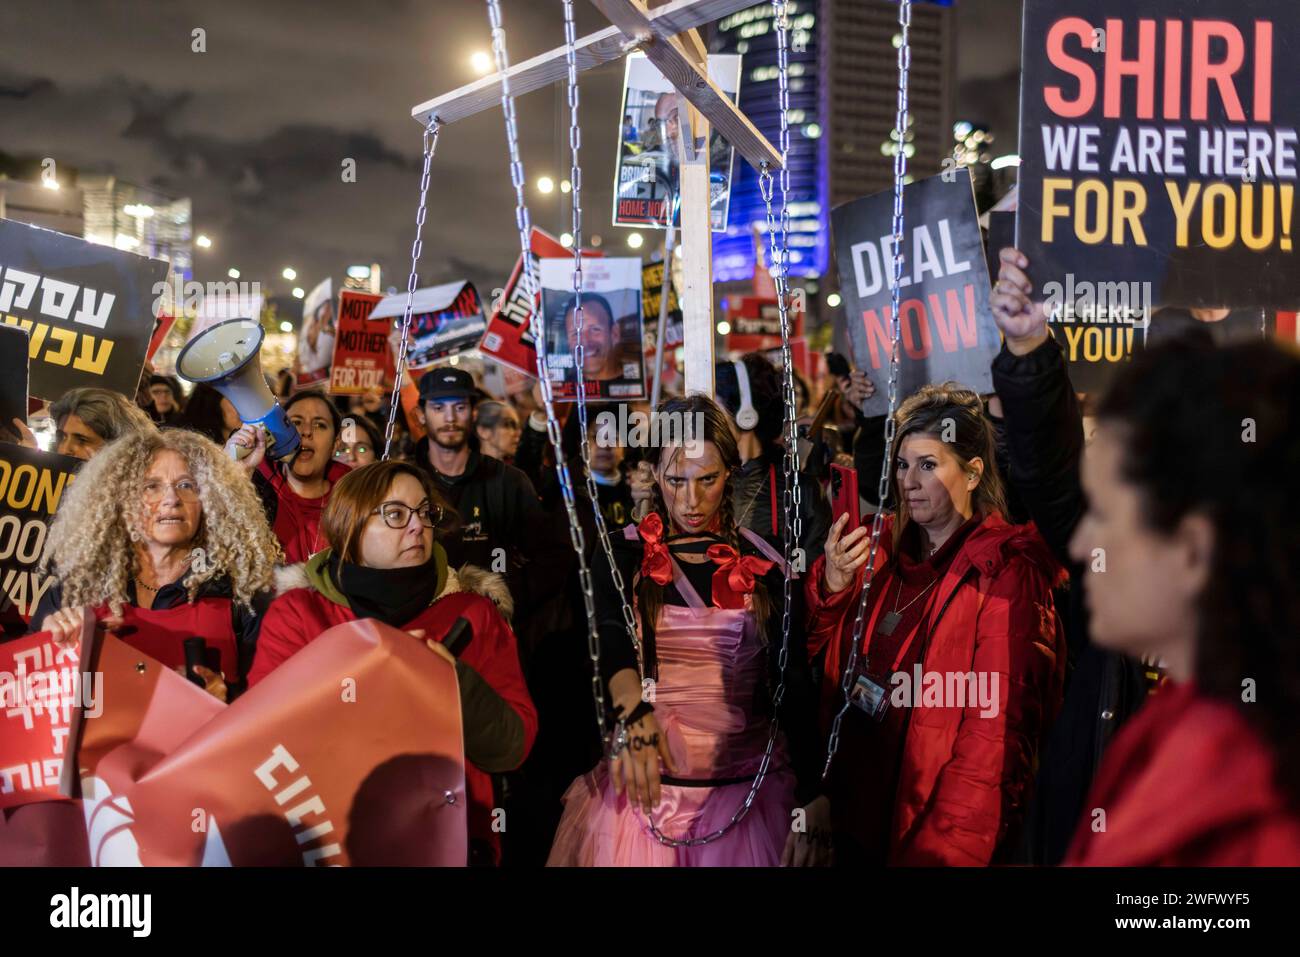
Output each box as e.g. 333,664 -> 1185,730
0,0 -> 1023,312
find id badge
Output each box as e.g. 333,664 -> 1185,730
850,673 -> 890,722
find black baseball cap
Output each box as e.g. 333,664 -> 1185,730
418,367 -> 476,403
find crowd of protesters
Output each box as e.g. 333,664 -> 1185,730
2,242 -> 1297,868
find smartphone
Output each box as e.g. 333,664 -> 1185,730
830,463 -> 860,533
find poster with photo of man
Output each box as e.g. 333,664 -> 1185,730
296,278 -> 334,389
612,52 -> 741,231
539,258 -> 646,400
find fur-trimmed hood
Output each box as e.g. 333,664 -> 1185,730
274,552 -> 514,621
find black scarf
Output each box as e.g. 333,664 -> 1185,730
330,549 -> 445,628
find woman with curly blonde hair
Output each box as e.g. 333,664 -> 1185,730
33,428 -> 281,701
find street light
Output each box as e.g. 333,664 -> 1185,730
282,267 -> 297,281
292,287 -> 305,299
196,234 -> 212,249
536,176 -> 555,194
227,268 -> 240,279
560,232 -> 574,248
716,320 -> 732,336
279,321 -> 293,333
470,51 -> 492,75
627,232 -> 644,249
560,179 -> 572,193
826,292 -> 842,308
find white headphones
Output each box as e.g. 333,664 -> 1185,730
732,360 -> 758,431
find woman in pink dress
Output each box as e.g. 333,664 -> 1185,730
547,395 -> 824,866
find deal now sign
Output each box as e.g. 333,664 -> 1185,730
832,172 -> 1000,416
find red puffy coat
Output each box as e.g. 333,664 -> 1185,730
1066,681 -> 1300,865
249,560 -> 537,864
807,512 -> 1066,865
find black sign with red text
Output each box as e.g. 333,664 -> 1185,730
832,172 -> 1000,415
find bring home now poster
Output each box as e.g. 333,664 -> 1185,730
832,171 -> 1001,416
0,218 -> 166,402
479,227 -> 603,376
613,52 -> 741,232
1017,0 -> 1300,320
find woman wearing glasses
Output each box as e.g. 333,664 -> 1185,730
34,429 -> 282,701
248,460 -> 537,866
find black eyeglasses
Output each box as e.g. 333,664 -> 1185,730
371,501 -> 442,529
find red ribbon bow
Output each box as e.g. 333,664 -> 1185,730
706,544 -> 774,610
639,512 -> 673,585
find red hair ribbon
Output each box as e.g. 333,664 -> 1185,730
706,544 -> 774,610
639,512 -> 673,585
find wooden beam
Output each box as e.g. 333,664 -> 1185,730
410,0 -> 763,128
673,30 -> 716,398
590,0 -> 781,171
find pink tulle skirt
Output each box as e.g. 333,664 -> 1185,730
546,762 -> 797,867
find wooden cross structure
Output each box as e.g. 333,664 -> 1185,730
410,0 -> 786,398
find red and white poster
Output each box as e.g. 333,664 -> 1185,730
2,620 -> 467,866
478,227 -> 602,376
327,290 -> 388,395
0,623 -> 91,811
726,296 -> 804,353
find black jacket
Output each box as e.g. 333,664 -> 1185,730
413,441 -> 573,633
990,335 -> 1149,865
731,449 -> 832,559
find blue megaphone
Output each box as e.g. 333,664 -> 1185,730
175,318 -> 301,460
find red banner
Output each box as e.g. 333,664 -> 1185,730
3,619 -> 466,866
327,290 -> 388,395
0,623 -> 91,810
727,296 -> 804,353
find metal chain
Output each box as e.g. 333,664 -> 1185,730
821,0 -> 911,782
383,119 -> 440,460
634,0 -> 799,850
484,0 -> 609,741
560,0 -> 628,745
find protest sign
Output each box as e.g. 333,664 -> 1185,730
479,227 -> 602,376
327,290 -> 389,395
0,443 -> 81,630
641,259 -> 679,320
0,324 -> 30,442
374,281 -> 483,371
613,52 -> 741,231
0,218 -> 167,401
0,623 -> 92,811
540,257 -> 646,401
61,621 -> 465,866
1018,0 -> 1300,320
832,172 -> 1001,416
296,278 -> 335,389
146,313 -> 177,362
726,296 -> 805,353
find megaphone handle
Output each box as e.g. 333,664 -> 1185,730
228,423 -> 269,462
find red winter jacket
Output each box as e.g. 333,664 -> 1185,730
1066,681 -> 1300,866
248,555 -> 537,864
807,512 -> 1066,865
